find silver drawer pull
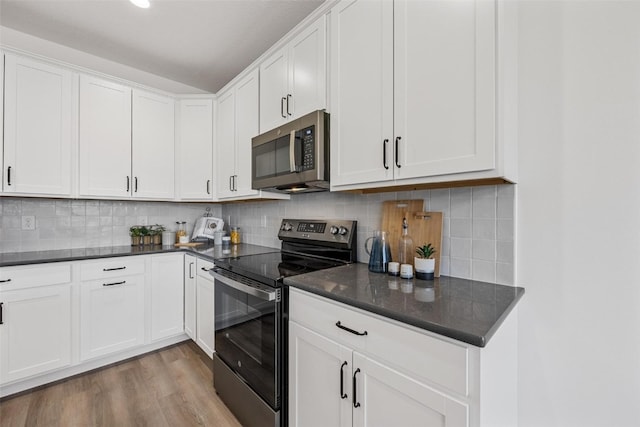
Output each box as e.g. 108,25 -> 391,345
103,267 -> 126,272
201,267 -> 213,272
0,279 -> 12,283
103,280 -> 126,287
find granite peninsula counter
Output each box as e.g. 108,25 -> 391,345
284,263 -> 524,347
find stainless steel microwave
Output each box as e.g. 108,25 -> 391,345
251,110 -> 329,194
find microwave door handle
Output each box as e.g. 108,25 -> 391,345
289,130 -> 299,173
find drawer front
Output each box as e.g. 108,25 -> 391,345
79,257 -> 145,281
196,258 -> 214,279
289,288 -> 469,396
289,288 -> 370,352
0,263 -> 72,291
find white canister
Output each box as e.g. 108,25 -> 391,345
162,231 -> 176,246
214,230 -> 225,245
400,263 -> 414,279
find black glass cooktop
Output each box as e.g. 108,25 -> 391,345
214,251 -> 347,287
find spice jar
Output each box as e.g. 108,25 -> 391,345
222,236 -> 231,254
230,227 -> 241,244
176,221 -> 187,243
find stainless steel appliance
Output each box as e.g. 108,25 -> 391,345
251,110 -> 329,194
211,219 -> 357,427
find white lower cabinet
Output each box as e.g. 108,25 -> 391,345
184,255 -> 197,340
149,253 -> 184,341
289,322 -> 467,427
79,259 -> 145,361
289,288 -> 518,427
195,258 -> 215,357
0,282 -> 72,384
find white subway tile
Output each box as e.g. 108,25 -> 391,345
496,262 -> 515,285
472,239 -> 496,261
450,258 -> 471,279
472,218 -> 496,240
450,237 -> 471,258
472,186 -> 496,219
451,188 -> 472,218
450,218 -> 472,238
472,260 -> 496,282
497,219 -> 514,241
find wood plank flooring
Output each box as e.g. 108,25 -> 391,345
0,341 -> 241,427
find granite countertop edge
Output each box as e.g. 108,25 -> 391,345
284,270 -> 525,348
0,243 -> 279,267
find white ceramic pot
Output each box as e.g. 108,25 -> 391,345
414,257 -> 435,273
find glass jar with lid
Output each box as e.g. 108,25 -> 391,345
230,227 -> 241,244
176,221 -> 187,243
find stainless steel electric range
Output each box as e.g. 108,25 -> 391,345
210,219 -> 357,427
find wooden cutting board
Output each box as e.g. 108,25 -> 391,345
381,200 -> 443,277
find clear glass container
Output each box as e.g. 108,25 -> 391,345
176,221 -> 187,243
230,227 -> 241,244
398,217 -> 414,267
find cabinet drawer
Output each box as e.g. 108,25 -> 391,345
0,263 -> 71,291
289,288 -> 469,396
196,258 -> 214,279
79,257 -> 145,281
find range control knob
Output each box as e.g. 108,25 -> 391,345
281,222 -> 293,232
329,225 -> 339,235
338,226 -> 349,236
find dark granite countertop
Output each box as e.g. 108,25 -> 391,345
0,243 -> 279,267
284,263 -> 524,347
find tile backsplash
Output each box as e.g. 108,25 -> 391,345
0,184 -> 515,285
0,198 -> 221,253
222,184 -> 515,285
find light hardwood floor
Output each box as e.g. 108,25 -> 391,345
0,341 -> 241,427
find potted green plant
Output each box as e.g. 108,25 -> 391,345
415,243 -> 436,274
140,226 -> 152,245
129,226 -> 142,246
150,224 -> 166,245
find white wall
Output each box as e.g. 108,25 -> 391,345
517,2 -> 640,426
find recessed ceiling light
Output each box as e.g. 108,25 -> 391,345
129,0 -> 150,8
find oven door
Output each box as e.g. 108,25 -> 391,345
211,268 -> 281,410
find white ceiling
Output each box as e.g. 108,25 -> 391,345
0,0 -> 324,93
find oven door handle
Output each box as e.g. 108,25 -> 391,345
210,270 -> 276,302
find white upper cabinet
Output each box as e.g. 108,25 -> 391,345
79,75 -> 132,198
216,88 -> 237,199
132,89 -> 175,200
217,69 -> 258,198
79,75 -> 177,200
259,16 -> 326,132
393,0 -> 495,180
329,0 -> 394,186
330,0 -> 514,191
3,54 -> 74,196
176,99 -> 214,200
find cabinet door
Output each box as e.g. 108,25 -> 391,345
234,69 -> 260,197
288,16 -> 326,120
3,54 -> 73,195
150,254 -> 184,341
195,275 -> 215,358
132,90 -> 175,199
259,48 -> 288,132
79,75 -> 132,198
0,284 -> 72,384
329,0 -> 394,187
177,99 -> 213,200
215,89 -> 236,199
80,275 -> 144,361
352,352 -> 468,427
394,0 -> 495,179
184,256 -> 197,340
289,321 -> 352,427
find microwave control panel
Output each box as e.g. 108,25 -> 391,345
297,126 -> 315,171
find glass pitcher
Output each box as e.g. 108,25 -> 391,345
365,230 -> 392,273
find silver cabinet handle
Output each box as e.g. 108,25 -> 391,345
0,279 -> 12,283
189,262 -> 195,279
207,179 -> 211,195
281,97 -> 287,118
103,267 -> 126,272
286,94 -> 292,116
